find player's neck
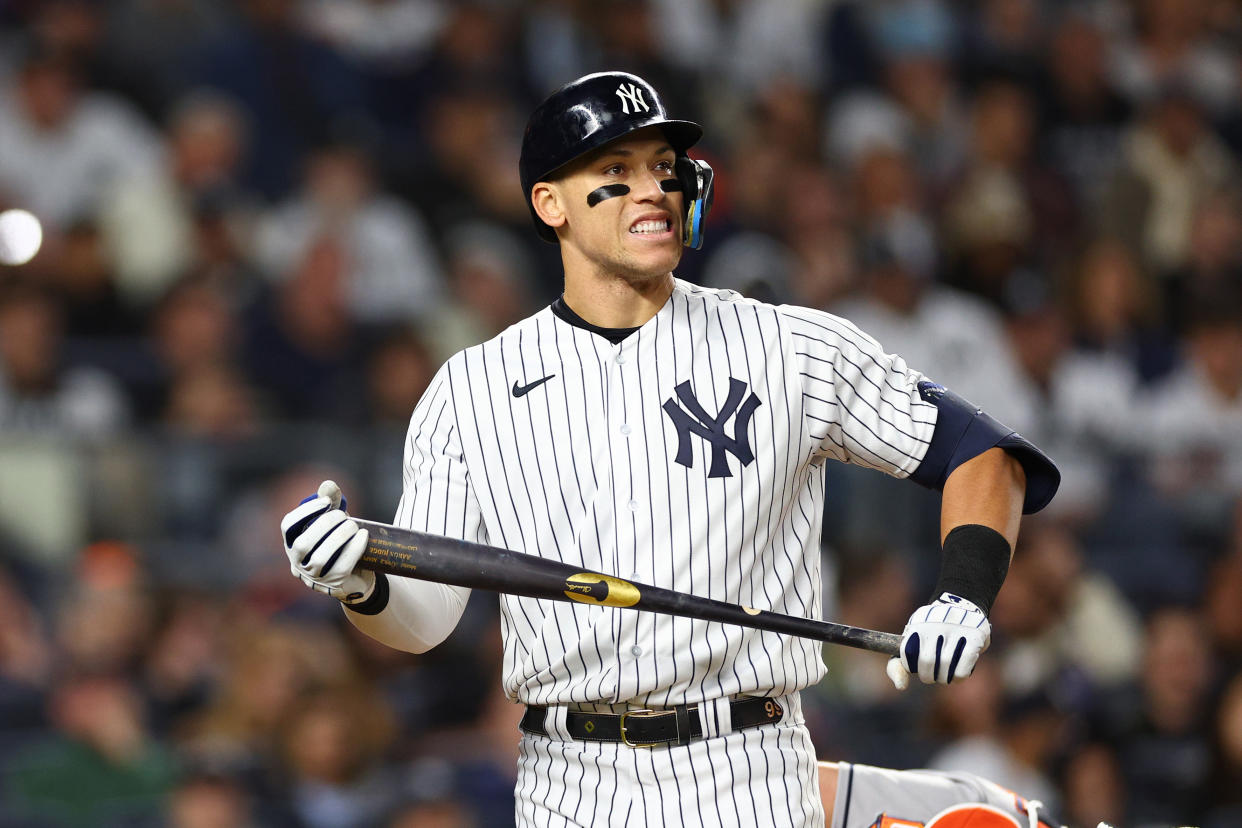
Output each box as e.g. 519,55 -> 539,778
562,270 -> 674,329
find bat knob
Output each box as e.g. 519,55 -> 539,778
886,657 -> 910,691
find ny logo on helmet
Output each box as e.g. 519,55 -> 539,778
615,83 -> 650,115
663,378 -> 761,478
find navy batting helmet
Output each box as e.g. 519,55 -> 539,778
519,71 -> 714,248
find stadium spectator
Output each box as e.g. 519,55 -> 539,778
940,77 -> 1078,305
1206,671 -> 1242,827
360,326 -> 437,427
1000,265 -> 1144,519
166,769 -> 258,828
99,90 -> 253,308
419,221 -> 538,362
1035,11 -> 1133,216
188,0 -> 366,199
146,277 -> 250,423
925,663 -> 1063,810
777,161 -> 858,309
299,0 -> 447,67
1162,188 -> 1242,334
48,217 -> 143,341
392,83 -> 538,260
140,592 -> 227,739
1058,741 -> 1127,828
1102,606 -> 1216,825
1064,237 -> 1174,384
1101,82 -> 1238,277
3,672 -> 178,827
278,684 -> 399,828
832,210 -> 1029,429
53,542 -> 154,677
0,283 -> 130,437
823,0 -> 966,193
255,138 -> 446,326
990,518 -> 1142,691
0,40 -> 160,231
176,622 -> 351,783
242,234 -> 367,421
1139,287 -> 1242,514
1109,0 -> 1240,118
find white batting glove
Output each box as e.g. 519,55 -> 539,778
281,480 -> 375,603
886,593 -> 991,690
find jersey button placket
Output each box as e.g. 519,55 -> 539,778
609,340 -> 642,697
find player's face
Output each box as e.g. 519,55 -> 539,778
553,128 -> 685,283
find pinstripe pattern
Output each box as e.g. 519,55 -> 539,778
517,704 -> 823,827
393,281 -> 937,704
387,279 -> 939,825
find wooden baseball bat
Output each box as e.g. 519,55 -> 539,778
353,518 -> 901,657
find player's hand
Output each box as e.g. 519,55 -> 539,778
886,593 -> 991,690
281,480 -> 375,603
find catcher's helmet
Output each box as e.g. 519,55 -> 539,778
519,71 -> 713,248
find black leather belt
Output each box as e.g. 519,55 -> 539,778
520,696 -> 784,748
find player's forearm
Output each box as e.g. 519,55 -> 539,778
342,576 -> 471,654
885,448 -> 1026,689
939,446 -> 1025,547
925,446 -> 1026,616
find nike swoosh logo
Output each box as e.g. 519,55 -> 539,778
512,374 -> 556,397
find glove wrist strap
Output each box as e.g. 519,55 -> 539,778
342,572 -> 389,615
932,524 -> 1011,616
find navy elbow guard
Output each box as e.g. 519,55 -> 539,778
909,382 -> 1060,514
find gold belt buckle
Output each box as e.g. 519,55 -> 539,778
618,708 -> 662,748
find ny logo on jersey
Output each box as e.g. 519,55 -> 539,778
662,378 -> 762,478
615,83 -> 650,115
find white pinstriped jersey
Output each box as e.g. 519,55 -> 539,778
393,278 -> 939,708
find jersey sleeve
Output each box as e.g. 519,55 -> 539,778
392,359 -> 488,544
343,360 -> 480,653
782,305 -> 938,476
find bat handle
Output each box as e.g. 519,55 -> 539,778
857,630 -> 901,657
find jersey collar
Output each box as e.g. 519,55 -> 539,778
551,296 -> 641,344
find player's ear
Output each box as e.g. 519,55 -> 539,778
531,181 -> 567,231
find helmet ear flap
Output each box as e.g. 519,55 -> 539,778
675,156 -> 714,250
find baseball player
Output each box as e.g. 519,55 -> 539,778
280,72 -> 1060,827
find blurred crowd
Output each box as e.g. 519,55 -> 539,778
0,0 -> 1241,826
